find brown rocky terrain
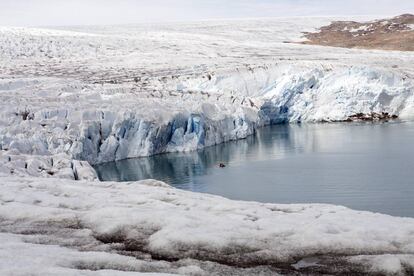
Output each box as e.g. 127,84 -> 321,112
303,14 -> 414,51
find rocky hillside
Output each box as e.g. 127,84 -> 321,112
303,14 -> 414,51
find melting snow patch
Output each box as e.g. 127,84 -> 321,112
349,25 -> 370,32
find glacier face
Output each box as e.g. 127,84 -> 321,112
0,18 -> 414,166
0,76 -> 260,165
1,65 -> 413,166
259,66 -> 414,123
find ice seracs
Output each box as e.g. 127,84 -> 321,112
0,151 -> 98,180
1,65 -> 413,164
259,66 -> 413,123
1,17 -> 414,163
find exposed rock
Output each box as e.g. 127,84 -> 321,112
345,112 -> 399,122
303,14 -> 414,51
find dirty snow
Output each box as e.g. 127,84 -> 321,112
1,176 -> 414,275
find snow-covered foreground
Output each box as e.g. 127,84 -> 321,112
1,175 -> 414,275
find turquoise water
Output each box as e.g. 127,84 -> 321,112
95,121 -> 414,217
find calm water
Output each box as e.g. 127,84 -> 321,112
95,121 -> 414,218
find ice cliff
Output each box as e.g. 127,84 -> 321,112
1,64 -> 413,166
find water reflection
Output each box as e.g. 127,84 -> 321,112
96,124 -> 302,184
95,121 -> 414,217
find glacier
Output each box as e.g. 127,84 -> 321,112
0,17 -> 414,165
0,16 -> 414,275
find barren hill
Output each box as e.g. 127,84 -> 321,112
303,14 -> 414,51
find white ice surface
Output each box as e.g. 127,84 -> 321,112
348,254 -> 414,275
0,176 -> 413,275
0,151 -> 97,180
0,233 -> 176,276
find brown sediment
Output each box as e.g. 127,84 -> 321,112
302,14 -> 414,51
344,112 -> 398,122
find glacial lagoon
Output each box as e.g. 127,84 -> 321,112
95,121 -> 414,217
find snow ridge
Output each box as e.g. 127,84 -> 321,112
1,176 -> 414,275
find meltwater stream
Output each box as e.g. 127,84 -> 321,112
95,121 -> 414,217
